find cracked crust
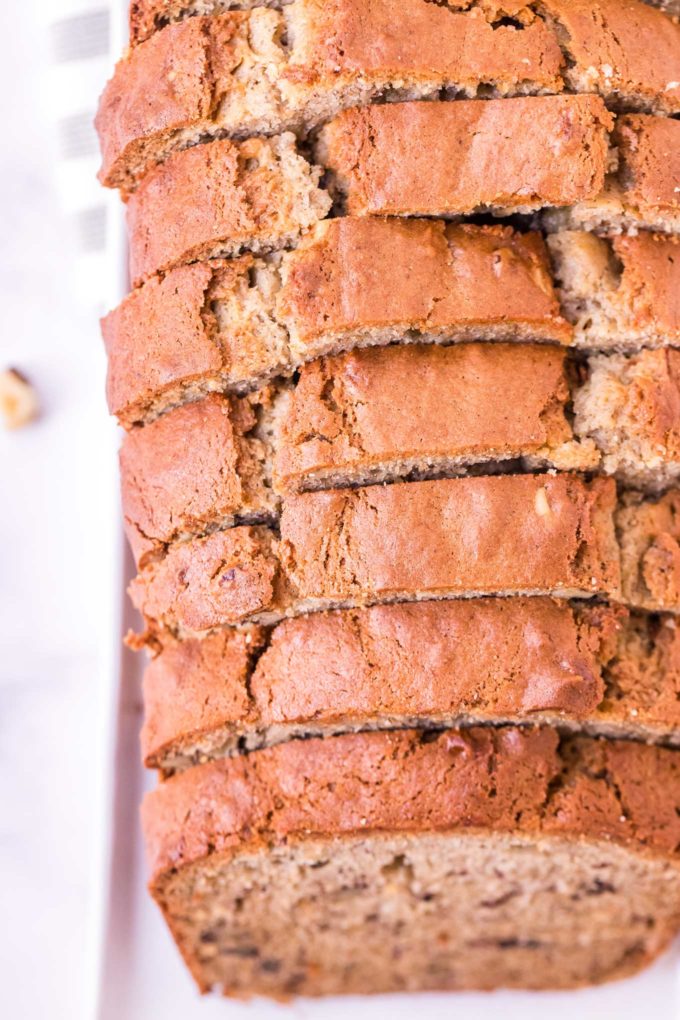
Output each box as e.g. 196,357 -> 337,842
545,115 -> 680,235
126,134 -> 331,287
102,219 -> 571,427
141,597 -> 680,774
143,725 -> 680,995
272,342 -> 597,491
128,473 -> 621,639
129,0 -> 290,46
101,0 -> 680,191
318,95 -> 613,218
119,342 -> 598,566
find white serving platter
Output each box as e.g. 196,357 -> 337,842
92,5 -> 680,1014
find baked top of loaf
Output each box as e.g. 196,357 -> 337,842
142,725 -> 680,994
103,221 -> 680,430
126,134 -> 330,287
119,342 -> 598,566
141,597 -> 680,774
145,725 -> 680,876
128,473 -> 620,637
103,219 -> 571,426
128,0 -> 680,49
319,95 -> 612,217
100,0 -> 680,190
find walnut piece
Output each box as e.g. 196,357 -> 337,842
0,368 -> 39,430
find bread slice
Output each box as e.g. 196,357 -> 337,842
119,343 -> 596,565
548,231 -> 680,352
128,473 -> 621,638
120,342 -> 680,570
103,219 -> 571,427
545,115 -> 680,235
575,348 -> 680,493
272,343 -> 597,493
141,597 -> 680,774
99,3 -> 564,190
120,393 -> 277,567
618,490 -> 680,612
142,725 -> 680,995
103,0 -> 680,191
126,134 -> 330,287
318,95 -> 613,218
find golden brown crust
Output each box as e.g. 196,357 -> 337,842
319,96 -> 613,217
101,0 -> 679,191
273,343 -> 594,491
126,134 -> 330,287
540,0 -> 680,115
120,393 -> 275,567
278,474 -> 620,608
129,524 -> 281,635
98,14 -> 254,190
279,218 -> 572,349
141,624 -> 267,765
129,473 -> 621,638
615,115 -> 680,224
102,219 -> 572,426
143,725 -> 680,887
142,600 -> 680,771
140,597 -> 611,767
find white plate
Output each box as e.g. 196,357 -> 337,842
93,5 -> 680,1013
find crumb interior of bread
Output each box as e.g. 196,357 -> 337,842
156,830 -> 680,996
574,353 -> 680,493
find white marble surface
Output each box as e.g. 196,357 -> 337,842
0,3 -> 118,1017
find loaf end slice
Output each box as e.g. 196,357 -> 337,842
143,726 -> 680,996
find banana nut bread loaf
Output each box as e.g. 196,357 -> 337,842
97,0 -> 680,999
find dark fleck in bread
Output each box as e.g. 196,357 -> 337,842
143,724 -> 680,996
